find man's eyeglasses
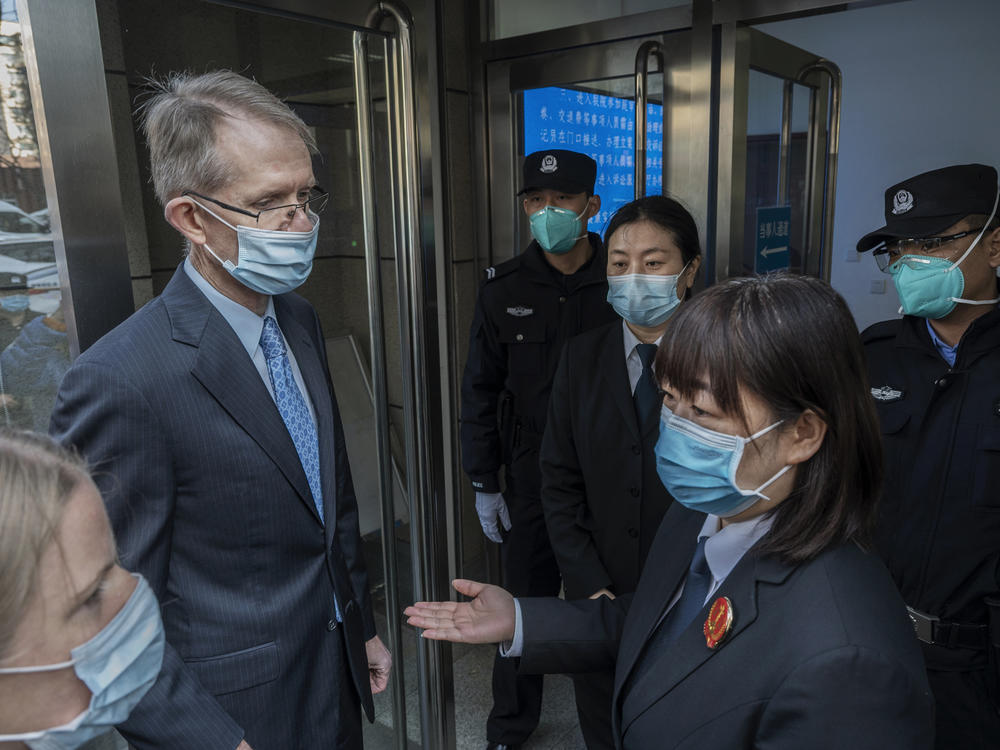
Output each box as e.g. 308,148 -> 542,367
873,227 -> 985,273
184,187 -> 329,230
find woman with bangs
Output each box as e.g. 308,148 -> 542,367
407,274 -> 934,749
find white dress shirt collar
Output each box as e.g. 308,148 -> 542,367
183,257 -> 275,358
623,319 -> 664,395
698,512 -> 774,591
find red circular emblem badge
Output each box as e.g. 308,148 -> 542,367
703,596 -> 734,649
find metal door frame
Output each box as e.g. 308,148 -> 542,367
18,0 -> 134,355
18,1 -> 453,748
484,28 -> 693,264
715,25 -> 833,281
476,0 -> 880,284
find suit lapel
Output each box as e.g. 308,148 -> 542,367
614,505 -> 704,701
600,322 -> 641,440
617,548 -> 796,736
162,267 -> 321,524
275,297 -> 338,538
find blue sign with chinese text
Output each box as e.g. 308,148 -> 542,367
755,205 -> 791,274
523,87 -> 664,234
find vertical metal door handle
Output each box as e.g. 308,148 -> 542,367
634,40 -> 664,200
797,59 -> 842,282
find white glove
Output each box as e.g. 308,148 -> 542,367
475,492 -> 511,543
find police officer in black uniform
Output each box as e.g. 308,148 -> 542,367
857,163 -> 1000,750
460,149 -> 617,749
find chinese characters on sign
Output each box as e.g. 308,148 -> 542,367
754,205 -> 792,274
523,87 -> 664,233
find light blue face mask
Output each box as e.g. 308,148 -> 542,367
0,574 -> 165,750
889,185 -> 1000,319
192,198 -> 319,295
606,265 -> 689,327
654,405 -> 792,518
528,205 -> 587,255
0,294 -> 30,313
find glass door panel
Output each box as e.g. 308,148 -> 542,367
0,4 -> 66,433
742,69 -> 813,275
716,26 -> 836,282
487,29 -> 692,262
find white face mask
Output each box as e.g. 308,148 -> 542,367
0,575 -> 164,750
191,198 -> 319,296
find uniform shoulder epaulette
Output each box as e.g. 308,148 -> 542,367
482,255 -> 521,283
860,318 -> 902,344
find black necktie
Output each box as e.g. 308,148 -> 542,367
626,537 -> 712,691
633,343 -> 659,423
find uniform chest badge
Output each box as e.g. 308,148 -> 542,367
871,385 -> 904,402
506,305 -> 534,317
704,597 -> 734,649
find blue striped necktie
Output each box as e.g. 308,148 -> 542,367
260,316 -> 324,521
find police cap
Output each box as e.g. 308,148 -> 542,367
517,149 -> 597,196
857,163 -> 999,253
0,272 -> 28,291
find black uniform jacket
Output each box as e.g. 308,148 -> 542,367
518,504 -> 934,750
460,234 -> 618,497
541,320 -> 675,599
863,309 -> 1000,669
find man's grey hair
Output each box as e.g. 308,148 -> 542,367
138,70 -> 317,205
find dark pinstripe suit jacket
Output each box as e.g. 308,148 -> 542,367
50,266 -> 376,750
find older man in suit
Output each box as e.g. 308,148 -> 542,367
49,70 -> 390,750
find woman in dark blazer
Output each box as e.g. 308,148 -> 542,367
540,196 -> 701,748
407,275 -> 935,749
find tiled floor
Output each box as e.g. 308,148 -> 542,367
361,528 -> 586,749
363,634 -> 585,750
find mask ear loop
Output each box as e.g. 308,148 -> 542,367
573,199 -> 594,243
946,183 -> 999,274
945,183 -> 1000,307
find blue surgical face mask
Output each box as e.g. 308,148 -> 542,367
192,198 -> 319,295
890,185 -> 1000,319
654,405 -> 792,518
0,294 -> 30,313
606,265 -> 689,327
529,205 -> 588,255
0,574 -> 165,750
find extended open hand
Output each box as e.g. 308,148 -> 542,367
404,579 -> 516,644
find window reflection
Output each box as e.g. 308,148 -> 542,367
0,1 -> 67,431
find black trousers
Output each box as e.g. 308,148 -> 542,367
571,671 -> 616,750
486,494 -> 562,745
929,668 -> 1000,749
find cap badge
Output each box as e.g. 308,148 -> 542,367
892,189 -> 914,215
540,154 -> 558,174
703,596 -> 734,649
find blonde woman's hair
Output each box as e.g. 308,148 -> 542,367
0,430 -> 89,658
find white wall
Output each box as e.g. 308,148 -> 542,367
756,0 -> 1000,330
